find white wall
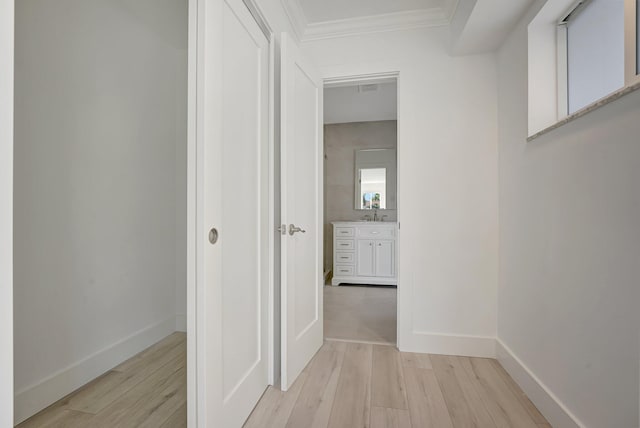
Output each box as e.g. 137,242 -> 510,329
0,0 -> 14,425
304,27 -> 499,357
324,83 -> 397,124
497,8 -> 640,428
13,0 -> 187,422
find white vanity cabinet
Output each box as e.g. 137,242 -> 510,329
331,222 -> 397,286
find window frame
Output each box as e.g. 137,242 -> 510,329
556,0 -> 639,119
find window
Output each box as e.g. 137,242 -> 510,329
561,0 -> 625,114
527,0 -> 640,137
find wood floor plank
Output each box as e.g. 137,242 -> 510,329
243,372 -> 309,428
113,332 -> 185,373
17,408 -> 94,428
160,402 -> 187,428
463,358 -> 538,428
370,407 -> 411,428
400,352 -> 433,370
65,334 -> 186,414
438,356 -> 496,427
403,366 -> 453,428
489,359 -> 548,424
309,344 -> 346,428
431,354 -> 477,427
327,343 -> 373,428
286,341 -> 347,428
136,370 -> 187,428
89,351 -> 186,427
371,345 -> 408,410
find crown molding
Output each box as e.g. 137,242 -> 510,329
280,0 -> 455,42
443,0 -> 461,21
280,0 -> 307,42
303,8 -> 450,41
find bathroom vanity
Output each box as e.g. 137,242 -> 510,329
331,221 -> 397,286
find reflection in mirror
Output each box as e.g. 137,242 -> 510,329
359,168 -> 386,209
354,148 -> 396,210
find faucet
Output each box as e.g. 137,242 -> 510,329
373,209 -> 378,222
362,214 -> 372,222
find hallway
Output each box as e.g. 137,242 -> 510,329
245,341 -> 549,428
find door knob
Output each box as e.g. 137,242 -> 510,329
209,228 -> 219,244
289,224 -> 306,236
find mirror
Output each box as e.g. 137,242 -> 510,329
355,149 -> 397,210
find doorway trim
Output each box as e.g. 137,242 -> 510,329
321,70 -> 402,349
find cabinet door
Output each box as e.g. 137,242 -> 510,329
356,240 -> 375,276
375,240 -> 395,277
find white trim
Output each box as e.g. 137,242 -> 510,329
443,0 -> 461,22
496,339 -> 585,428
625,0 -> 640,85
303,9 -> 449,41
280,0 -> 307,41
279,0 -> 452,42
404,332 -> 496,358
0,0 -> 14,424
14,317 -> 178,425
186,0 -> 200,426
556,24 -> 569,119
324,72 -> 399,88
267,21 -> 276,389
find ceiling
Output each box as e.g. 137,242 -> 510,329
298,0 -> 450,24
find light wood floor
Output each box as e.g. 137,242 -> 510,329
19,332 -> 550,428
324,285 -> 397,345
244,341 -> 550,428
18,332 -> 187,428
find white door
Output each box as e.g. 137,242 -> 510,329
375,240 -> 395,277
357,240 -> 375,276
202,0 -> 271,425
280,32 -> 324,391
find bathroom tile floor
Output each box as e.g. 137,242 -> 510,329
324,285 -> 397,345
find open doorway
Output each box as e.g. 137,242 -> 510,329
322,79 -> 398,346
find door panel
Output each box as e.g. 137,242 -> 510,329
375,240 -> 395,277
280,32 -> 323,391
357,240 -> 375,276
214,0 -> 270,425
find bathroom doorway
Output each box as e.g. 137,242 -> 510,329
322,77 -> 399,346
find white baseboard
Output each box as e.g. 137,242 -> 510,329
175,313 -> 187,332
14,316 -> 177,425
496,339 -> 584,428
402,331 -> 496,358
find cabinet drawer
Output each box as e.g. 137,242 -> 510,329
335,227 -> 354,237
334,266 -> 354,277
357,227 -> 395,239
335,252 -> 354,264
335,239 -> 354,250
